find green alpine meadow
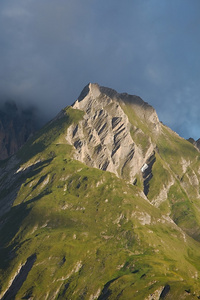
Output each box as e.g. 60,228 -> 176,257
1,83 -> 200,299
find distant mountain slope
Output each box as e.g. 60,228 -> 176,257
188,137 -> 200,151
0,84 -> 200,299
0,101 -> 38,160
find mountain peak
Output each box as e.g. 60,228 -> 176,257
67,84 -> 160,184
1,84 -> 200,299
75,83 -> 159,123
76,82 -> 119,104
77,83 -> 101,102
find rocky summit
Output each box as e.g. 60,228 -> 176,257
1,83 -> 200,299
67,83 -> 159,184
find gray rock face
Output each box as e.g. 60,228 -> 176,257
66,83 -> 160,183
196,138 -> 200,150
187,137 -> 200,151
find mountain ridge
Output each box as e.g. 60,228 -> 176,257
1,83 -> 200,299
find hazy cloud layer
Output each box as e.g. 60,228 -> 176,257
0,0 -> 200,138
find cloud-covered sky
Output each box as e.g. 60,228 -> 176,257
0,0 -> 200,138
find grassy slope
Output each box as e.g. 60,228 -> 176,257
1,105 -> 200,298
120,100 -> 200,242
155,125 -> 200,241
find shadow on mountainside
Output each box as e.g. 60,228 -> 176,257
0,158 -> 53,216
0,158 -> 53,270
1,254 -> 37,300
0,189 -> 51,270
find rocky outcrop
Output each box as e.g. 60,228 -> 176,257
66,83 -> 160,184
196,138 -> 200,150
142,152 -> 156,196
188,137 -> 200,151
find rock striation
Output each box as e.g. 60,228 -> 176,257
66,83 -> 160,184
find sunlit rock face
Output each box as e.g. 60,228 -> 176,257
66,83 -> 160,183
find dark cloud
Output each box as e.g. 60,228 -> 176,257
0,0 -> 200,138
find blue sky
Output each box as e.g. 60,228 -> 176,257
0,0 -> 200,138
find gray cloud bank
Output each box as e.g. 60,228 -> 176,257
0,0 -> 200,138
